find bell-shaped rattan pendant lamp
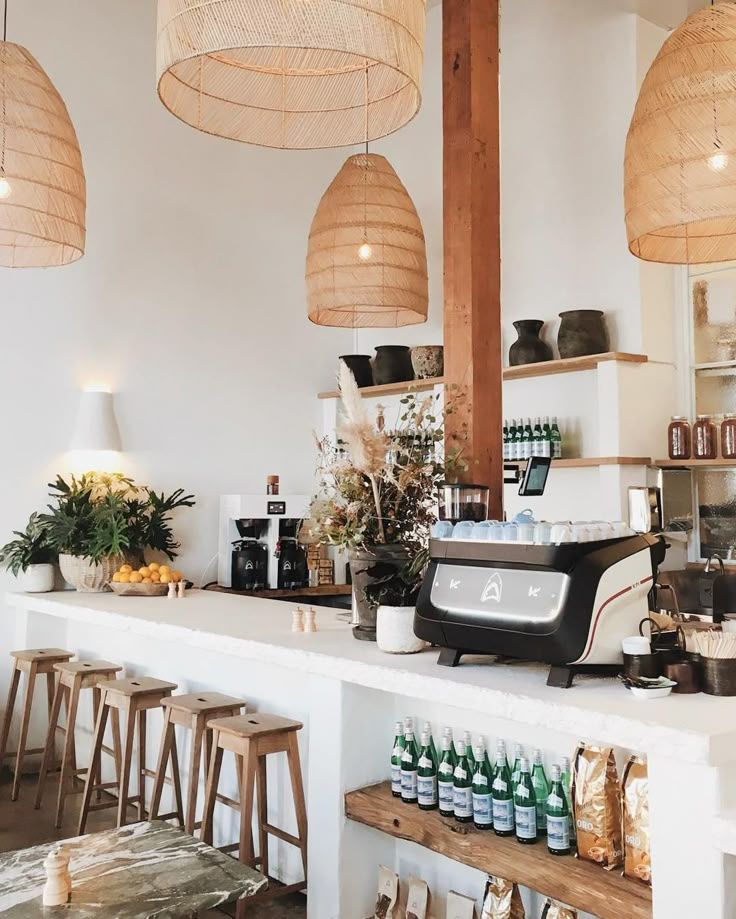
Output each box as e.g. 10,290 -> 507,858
625,1 -> 736,264
156,0 -> 427,150
0,2 -> 85,268
306,152 -> 428,328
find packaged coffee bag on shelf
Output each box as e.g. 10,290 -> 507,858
405,877 -> 429,919
446,890 -> 477,919
571,743 -> 622,870
480,877 -> 525,919
622,754 -> 651,886
541,900 -> 577,919
373,865 -> 399,919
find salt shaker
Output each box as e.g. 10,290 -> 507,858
305,607 -> 317,633
43,846 -> 71,906
167,581 -> 177,599
177,580 -> 186,598
292,607 -> 305,632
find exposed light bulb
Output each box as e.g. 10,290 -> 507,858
0,176 -> 12,199
358,242 -> 372,261
709,151 -> 729,172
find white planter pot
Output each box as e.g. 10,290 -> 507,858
376,606 -> 428,654
58,554 -> 124,593
19,563 -> 55,593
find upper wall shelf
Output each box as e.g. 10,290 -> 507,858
318,377 -> 444,400
655,459 -> 736,469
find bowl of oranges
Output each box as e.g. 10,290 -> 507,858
109,562 -> 185,597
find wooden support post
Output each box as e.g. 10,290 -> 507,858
443,0 -> 503,517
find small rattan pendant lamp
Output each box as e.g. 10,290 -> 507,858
306,152 -> 428,328
156,0 -> 427,150
625,0 -> 736,264
0,0 -> 85,267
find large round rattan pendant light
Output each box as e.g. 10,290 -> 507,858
0,2 -> 85,267
625,1 -> 736,264
306,152 -> 428,328
156,0 -> 427,150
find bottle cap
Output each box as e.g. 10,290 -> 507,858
456,740 -> 466,756
474,746 -> 484,761
423,721 -> 432,731
561,756 -> 570,769
267,474 -> 279,483
497,739 -> 506,751
550,764 -> 561,780
441,735 -> 451,751
404,716 -> 414,730
394,721 -> 403,733
513,743 -> 523,756
533,749 -> 543,764
519,757 -> 530,772
463,730 -> 472,742
420,732 -> 429,746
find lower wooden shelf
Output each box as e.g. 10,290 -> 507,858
206,584 -> 352,599
506,456 -> 651,468
345,782 -> 652,919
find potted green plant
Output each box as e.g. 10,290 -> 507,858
0,512 -> 57,593
40,473 -> 195,592
364,555 -> 429,654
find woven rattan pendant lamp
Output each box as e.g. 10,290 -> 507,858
0,1 -> 85,267
306,152 -> 428,328
156,0 -> 427,149
625,1 -> 736,264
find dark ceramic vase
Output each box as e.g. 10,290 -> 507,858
348,544 -> 411,641
508,320 -> 553,366
339,355 -> 373,388
557,310 -> 610,359
373,346 -> 414,385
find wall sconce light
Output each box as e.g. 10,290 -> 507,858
70,386 -> 122,452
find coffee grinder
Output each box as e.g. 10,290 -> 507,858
231,519 -> 269,591
275,519 -> 309,590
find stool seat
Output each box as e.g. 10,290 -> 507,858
100,677 -> 178,696
11,648 -> 74,664
163,692 -> 245,715
208,713 -> 303,739
54,660 -> 122,676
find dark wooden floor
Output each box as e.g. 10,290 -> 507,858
0,771 -> 306,918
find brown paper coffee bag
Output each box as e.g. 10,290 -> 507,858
622,754 -> 652,886
405,876 -> 429,919
541,900 -> 577,919
480,877 -> 525,919
374,865 -> 399,919
446,890 -> 476,919
572,743 -> 622,869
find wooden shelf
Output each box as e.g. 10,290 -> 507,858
205,584 -> 352,599
655,458 -> 736,469
345,782 -> 652,919
507,456 -> 651,468
502,351 -> 648,381
318,377 -> 444,400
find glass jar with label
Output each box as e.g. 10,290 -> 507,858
667,416 -> 691,460
693,415 -> 717,460
723,415 -> 736,460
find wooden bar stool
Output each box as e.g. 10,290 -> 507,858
78,676 -> 178,834
0,648 -> 75,801
150,692 -> 245,835
35,660 -> 123,827
202,713 -> 308,916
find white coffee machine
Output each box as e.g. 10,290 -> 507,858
218,494 -> 310,590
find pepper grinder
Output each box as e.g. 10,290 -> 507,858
43,846 -> 71,906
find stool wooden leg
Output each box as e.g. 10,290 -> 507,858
110,708 -> 122,782
238,742 -> 258,869
78,700 -> 109,835
117,704 -> 137,828
11,663 -> 38,801
34,678 -> 65,810
286,733 -> 308,877
256,755 -> 269,878
185,715 -> 204,835
0,666 -> 21,770
91,688 -> 102,800
150,708 -> 176,822
168,721 -> 185,826
137,708 -> 147,821
45,672 -> 57,773
55,679 -> 81,828
202,732 -> 224,846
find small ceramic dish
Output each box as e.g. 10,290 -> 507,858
629,678 -> 676,700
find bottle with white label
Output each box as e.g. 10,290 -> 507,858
453,741 -> 473,823
443,727 -> 458,768
560,755 -> 576,842
514,757 -> 538,845
390,721 -> 405,798
417,732 -> 438,811
471,745 -> 493,831
492,748 -> 515,837
438,735 -> 455,817
546,764 -> 571,856
400,728 -> 419,805
532,749 -> 549,834
462,732 -> 476,774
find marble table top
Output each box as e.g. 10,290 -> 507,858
0,821 -> 267,917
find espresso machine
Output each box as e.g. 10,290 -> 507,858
218,494 -> 310,591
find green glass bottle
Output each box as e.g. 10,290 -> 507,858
438,735 -> 455,817
532,418 -> 544,457
390,720 -> 406,798
511,743 -> 524,790
422,721 -> 438,767
510,420 -> 520,462
546,764 -> 571,856
550,416 -> 563,459
491,748 -> 515,837
514,757 -> 538,845
453,741 -> 473,824
443,727 -> 458,768
417,732 -> 438,811
471,745 -> 493,830
400,728 -> 419,805
560,756 -> 575,843
542,416 -> 553,459
521,418 -> 534,460
532,749 -> 549,834
503,420 -> 509,460
462,732 -> 476,774
495,739 -> 510,771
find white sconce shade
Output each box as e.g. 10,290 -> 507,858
70,390 -> 121,452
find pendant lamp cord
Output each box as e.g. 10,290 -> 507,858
3,0 -> 7,42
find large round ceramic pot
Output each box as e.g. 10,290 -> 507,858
557,310 -> 610,359
339,355 -> 373,388
508,320 -> 553,366
59,553 -> 125,593
19,563 -> 55,593
411,345 -> 444,379
348,544 -> 411,641
376,606 -> 428,654
373,346 -> 414,385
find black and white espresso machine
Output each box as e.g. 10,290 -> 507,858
414,533 -> 666,687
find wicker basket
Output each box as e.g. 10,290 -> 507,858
59,554 -> 125,593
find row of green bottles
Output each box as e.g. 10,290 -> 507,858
503,417 -> 563,461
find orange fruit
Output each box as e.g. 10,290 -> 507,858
118,573 -> 131,583
148,562 -> 160,572
129,572 -> 143,583
112,573 -> 121,583
150,571 -> 161,582
139,566 -> 151,578
120,564 -> 133,574
170,570 -> 183,582
142,577 -> 152,583
159,565 -> 171,576
160,574 -> 171,584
